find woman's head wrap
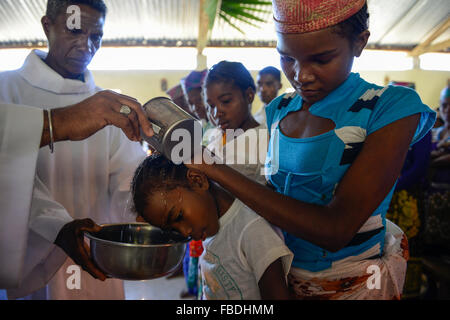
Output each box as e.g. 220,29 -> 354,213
272,0 -> 366,34
181,69 -> 208,93
166,84 -> 185,100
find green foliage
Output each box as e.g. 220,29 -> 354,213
208,0 -> 272,34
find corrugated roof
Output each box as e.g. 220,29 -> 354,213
0,0 -> 448,52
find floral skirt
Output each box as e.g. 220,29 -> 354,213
422,185 -> 450,249
288,220 -> 408,300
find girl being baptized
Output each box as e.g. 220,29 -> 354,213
130,154 -> 293,300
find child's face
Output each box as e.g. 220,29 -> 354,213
205,81 -> 254,131
139,185 -> 220,241
276,27 -> 369,106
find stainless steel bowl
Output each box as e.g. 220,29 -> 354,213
85,223 -> 189,280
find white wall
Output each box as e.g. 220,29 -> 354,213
92,68 -> 449,114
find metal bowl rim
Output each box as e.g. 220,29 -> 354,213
84,223 -> 190,248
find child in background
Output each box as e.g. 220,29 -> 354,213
130,154 -> 293,300
181,70 -> 209,125
204,60 -> 268,185
166,83 -> 193,116
255,66 -> 283,125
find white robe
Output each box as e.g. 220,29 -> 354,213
0,103 -> 66,290
0,50 -> 146,299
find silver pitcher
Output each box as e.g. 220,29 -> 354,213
141,97 -> 203,163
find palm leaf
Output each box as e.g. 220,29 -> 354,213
222,6 -> 266,23
205,0 -> 221,30
212,0 -> 272,34
226,0 -> 272,5
222,10 -> 263,28
219,12 -> 245,34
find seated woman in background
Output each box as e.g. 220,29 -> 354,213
423,86 -> 450,252
130,154 -> 293,300
430,86 -> 450,180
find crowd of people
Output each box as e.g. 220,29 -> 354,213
1,0 -> 445,301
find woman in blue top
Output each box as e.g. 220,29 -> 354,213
185,0 -> 435,299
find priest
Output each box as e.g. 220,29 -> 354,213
0,0 -> 147,299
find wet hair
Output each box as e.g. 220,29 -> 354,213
258,66 -> 281,82
130,154 -> 189,216
46,0 -> 107,21
205,61 -> 256,95
332,2 -> 369,43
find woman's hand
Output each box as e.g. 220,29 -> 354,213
183,145 -> 222,178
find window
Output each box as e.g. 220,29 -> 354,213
0,47 -> 446,72
420,53 -> 450,71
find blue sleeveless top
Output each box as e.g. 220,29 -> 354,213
265,73 -> 436,272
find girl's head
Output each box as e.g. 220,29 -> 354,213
205,60 -> 256,131
131,154 -> 220,240
272,0 -> 370,106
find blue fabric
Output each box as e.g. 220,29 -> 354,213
265,73 -> 436,271
396,131 -> 432,191
183,245 -> 198,296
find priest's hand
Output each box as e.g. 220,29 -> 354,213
54,218 -> 107,281
40,90 -> 154,147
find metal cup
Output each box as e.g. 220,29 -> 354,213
141,97 -> 203,163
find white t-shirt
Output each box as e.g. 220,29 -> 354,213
253,105 -> 267,126
200,199 -> 293,300
206,123 -> 268,185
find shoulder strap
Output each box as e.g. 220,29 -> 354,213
277,91 -> 296,109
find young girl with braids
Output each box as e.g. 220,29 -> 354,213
130,154 -> 293,300
182,0 -> 436,299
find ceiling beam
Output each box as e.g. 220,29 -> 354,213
409,16 -> 450,56
421,39 -> 450,54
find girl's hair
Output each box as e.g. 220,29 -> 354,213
130,154 -> 189,216
332,2 -> 369,43
205,60 -> 256,95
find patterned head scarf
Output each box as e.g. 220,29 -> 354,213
166,84 -> 185,100
181,69 -> 208,93
272,0 -> 366,34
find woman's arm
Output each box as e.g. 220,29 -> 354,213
258,258 -> 292,300
188,114 -> 420,252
